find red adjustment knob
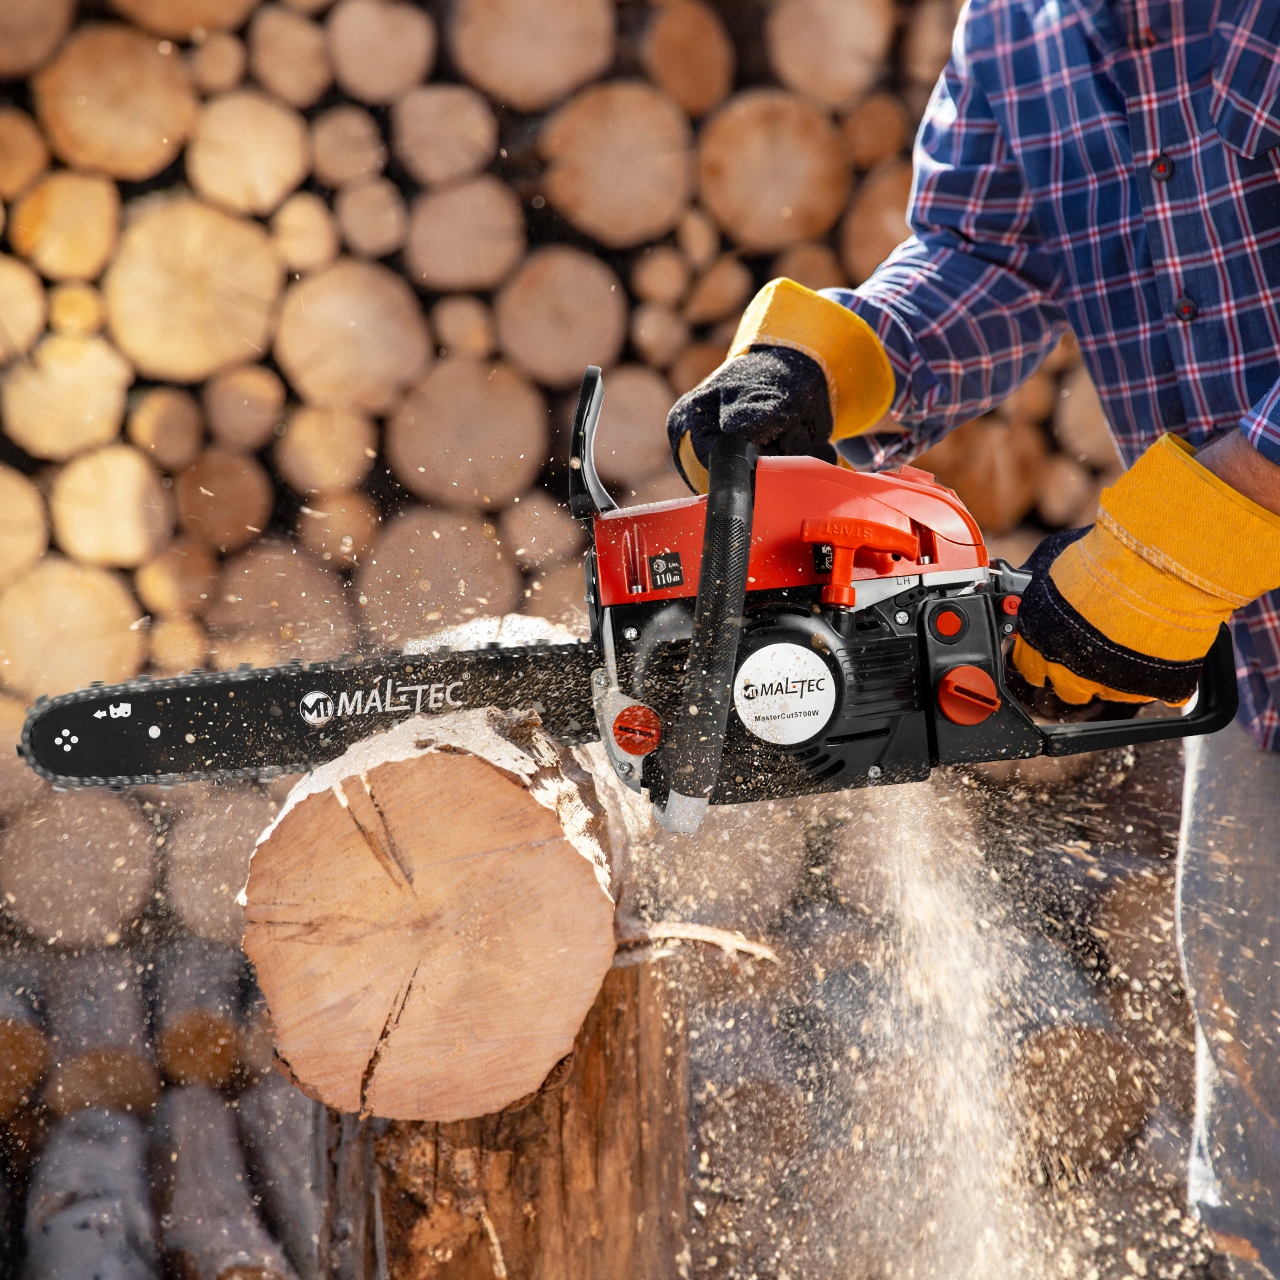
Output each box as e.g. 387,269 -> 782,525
937,665 -> 1002,726
800,517 -> 920,608
1001,594 -> 1021,616
613,704 -> 662,755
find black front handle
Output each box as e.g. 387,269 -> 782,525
568,366 -> 616,518
1035,623 -> 1238,756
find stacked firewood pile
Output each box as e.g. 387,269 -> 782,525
0,0 -> 1139,1275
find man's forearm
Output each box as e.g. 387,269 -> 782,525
1196,428 -> 1280,519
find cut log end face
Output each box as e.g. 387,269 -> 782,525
159,1010 -> 239,1087
0,1017 -> 48,1115
244,709 -> 615,1120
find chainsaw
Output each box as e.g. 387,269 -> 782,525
19,368 -> 1237,833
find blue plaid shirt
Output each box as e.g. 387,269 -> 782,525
829,0 -> 1280,749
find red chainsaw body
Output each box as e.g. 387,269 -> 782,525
592,455 -> 988,608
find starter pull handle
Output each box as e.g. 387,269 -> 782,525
800,517 -> 920,608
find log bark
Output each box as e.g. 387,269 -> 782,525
175,449 -> 274,554
1055,363 -> 1122,470
765,0 -> 894,109
393,84 -> 498,187
275,405 -> 376,496
495,246 -> 627,388
841,91 -> 910,170
249,5 -> 332,107
497,489 -> 586,571
449,0 -> 614,113
154,1084 -> 300,1280
682,252 -> 752,325
42,948 -> 160,1115
335,177 -> 407,259
50,444 -> 174,570
155,936 -> 243,1088
405,176 -> 526,292
9,171 -> 119,283
0,0 -> 75,80
699,89 -> 850,251
244,708 -> 615,1119
110,0 -> 260,38
540,81 -> 694,249
33,24 -> 199,181
326,0 -> 435,105
590,363 -> 676,485
631,302 -> 691,370
274,258 -> 431,412
677,206 -> 720,271
631,245 -> 690,307
840,157 -> 913,283
0,107 -> 48,202
296,492 -> 379,568
162,783 -> 280,947
0,254 -> 46,363
49,282 -> 107,337
1,333 -> 133,462
22,1109 -> 159,1280
357,507 -> 524,643
134,537 -> 219,617
271,191 -> 340,275
190,31 -> 246,94
0,953 -> 47,1118
310,104 -> 386,189
0,556 -> 148,698
635,0 -> 733,118
104,196 -> 283,384
150,616 -> 210,674
0,464 -> 47,592
772,240 -> 846,291
203,363 -> 286,452
127,387 -> 204,474
237,1071 -> 324,1280
386,356 -> 548,509
432,295 -> 497,359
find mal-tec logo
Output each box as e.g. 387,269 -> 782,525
740,675 -> 828,702
299,690 -> 334,727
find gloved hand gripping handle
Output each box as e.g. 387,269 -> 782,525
652,437 -> 758,833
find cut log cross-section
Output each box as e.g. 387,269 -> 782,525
155,935 -> 244,1088
0,954 -> 47,1117
243,708 -> 616,1120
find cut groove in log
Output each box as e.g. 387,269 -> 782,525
0,0 -> 75,80
296,491 -> 379,567
387,356 -> 547,510
275,258 -> 431,412
2,333 -> 133,462
677,206 -> 720,271
842,91 -> 910,170
766,0 -> 895,109
33,24 -> 198,181
431,295 -> 496,359
772,240 -> 846,291
203,363 -> 286,453
48,282 -> 107,337
631,301 -> 691,370
9,171 -> 119,283
42,948 -> 160,1115
135,537 -> 218,617
50,444 -> 173,570
271,191 -> 339,275
127,387 -> 204,473
638,0 -> 734,118
840,158 -> 913,283
311,104 -> 386,188
336,177 -> 408,259
0,955 -> 47,1117
683,252 -> 752,325
591,363 -> 676,485
0,108 -> 50,202
175,449 -> 274,554
497,489 -> 586,571
0,465 -> 47,592
495,246 -> 627,387
0,254 -> 47,362
190,31 -> 246,94
449,0 -> 614,114
250,5 -> 332,108
155,1084 -> 300,1280
187,90 -> 311,218
156,936 -> 243,1087
357,507 -> 523,643
632,246 -> 690,307
104,196 -> 283,384
0,556 -> 147,697
405,176 -> 526,292
0,792 -> 154,947
327,0 -> 436,105
150,615 -> 209,674
275,405 -> 377,495
393,84 -> 498,187
111,0 -> 260,37
699,89 -> 850,251
244,707 -> 615,1118
540,81 -> 694,248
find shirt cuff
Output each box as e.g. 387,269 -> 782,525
1240,378 -> 1280,466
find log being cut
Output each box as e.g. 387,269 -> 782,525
243,707 -> 616,1120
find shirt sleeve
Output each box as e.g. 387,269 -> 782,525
826,12 -> 1070,471
1239,380 -> 1280,466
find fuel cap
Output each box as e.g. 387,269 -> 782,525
937,665 -> 1002,725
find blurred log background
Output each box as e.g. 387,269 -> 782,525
0,2 -> 1170,1279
